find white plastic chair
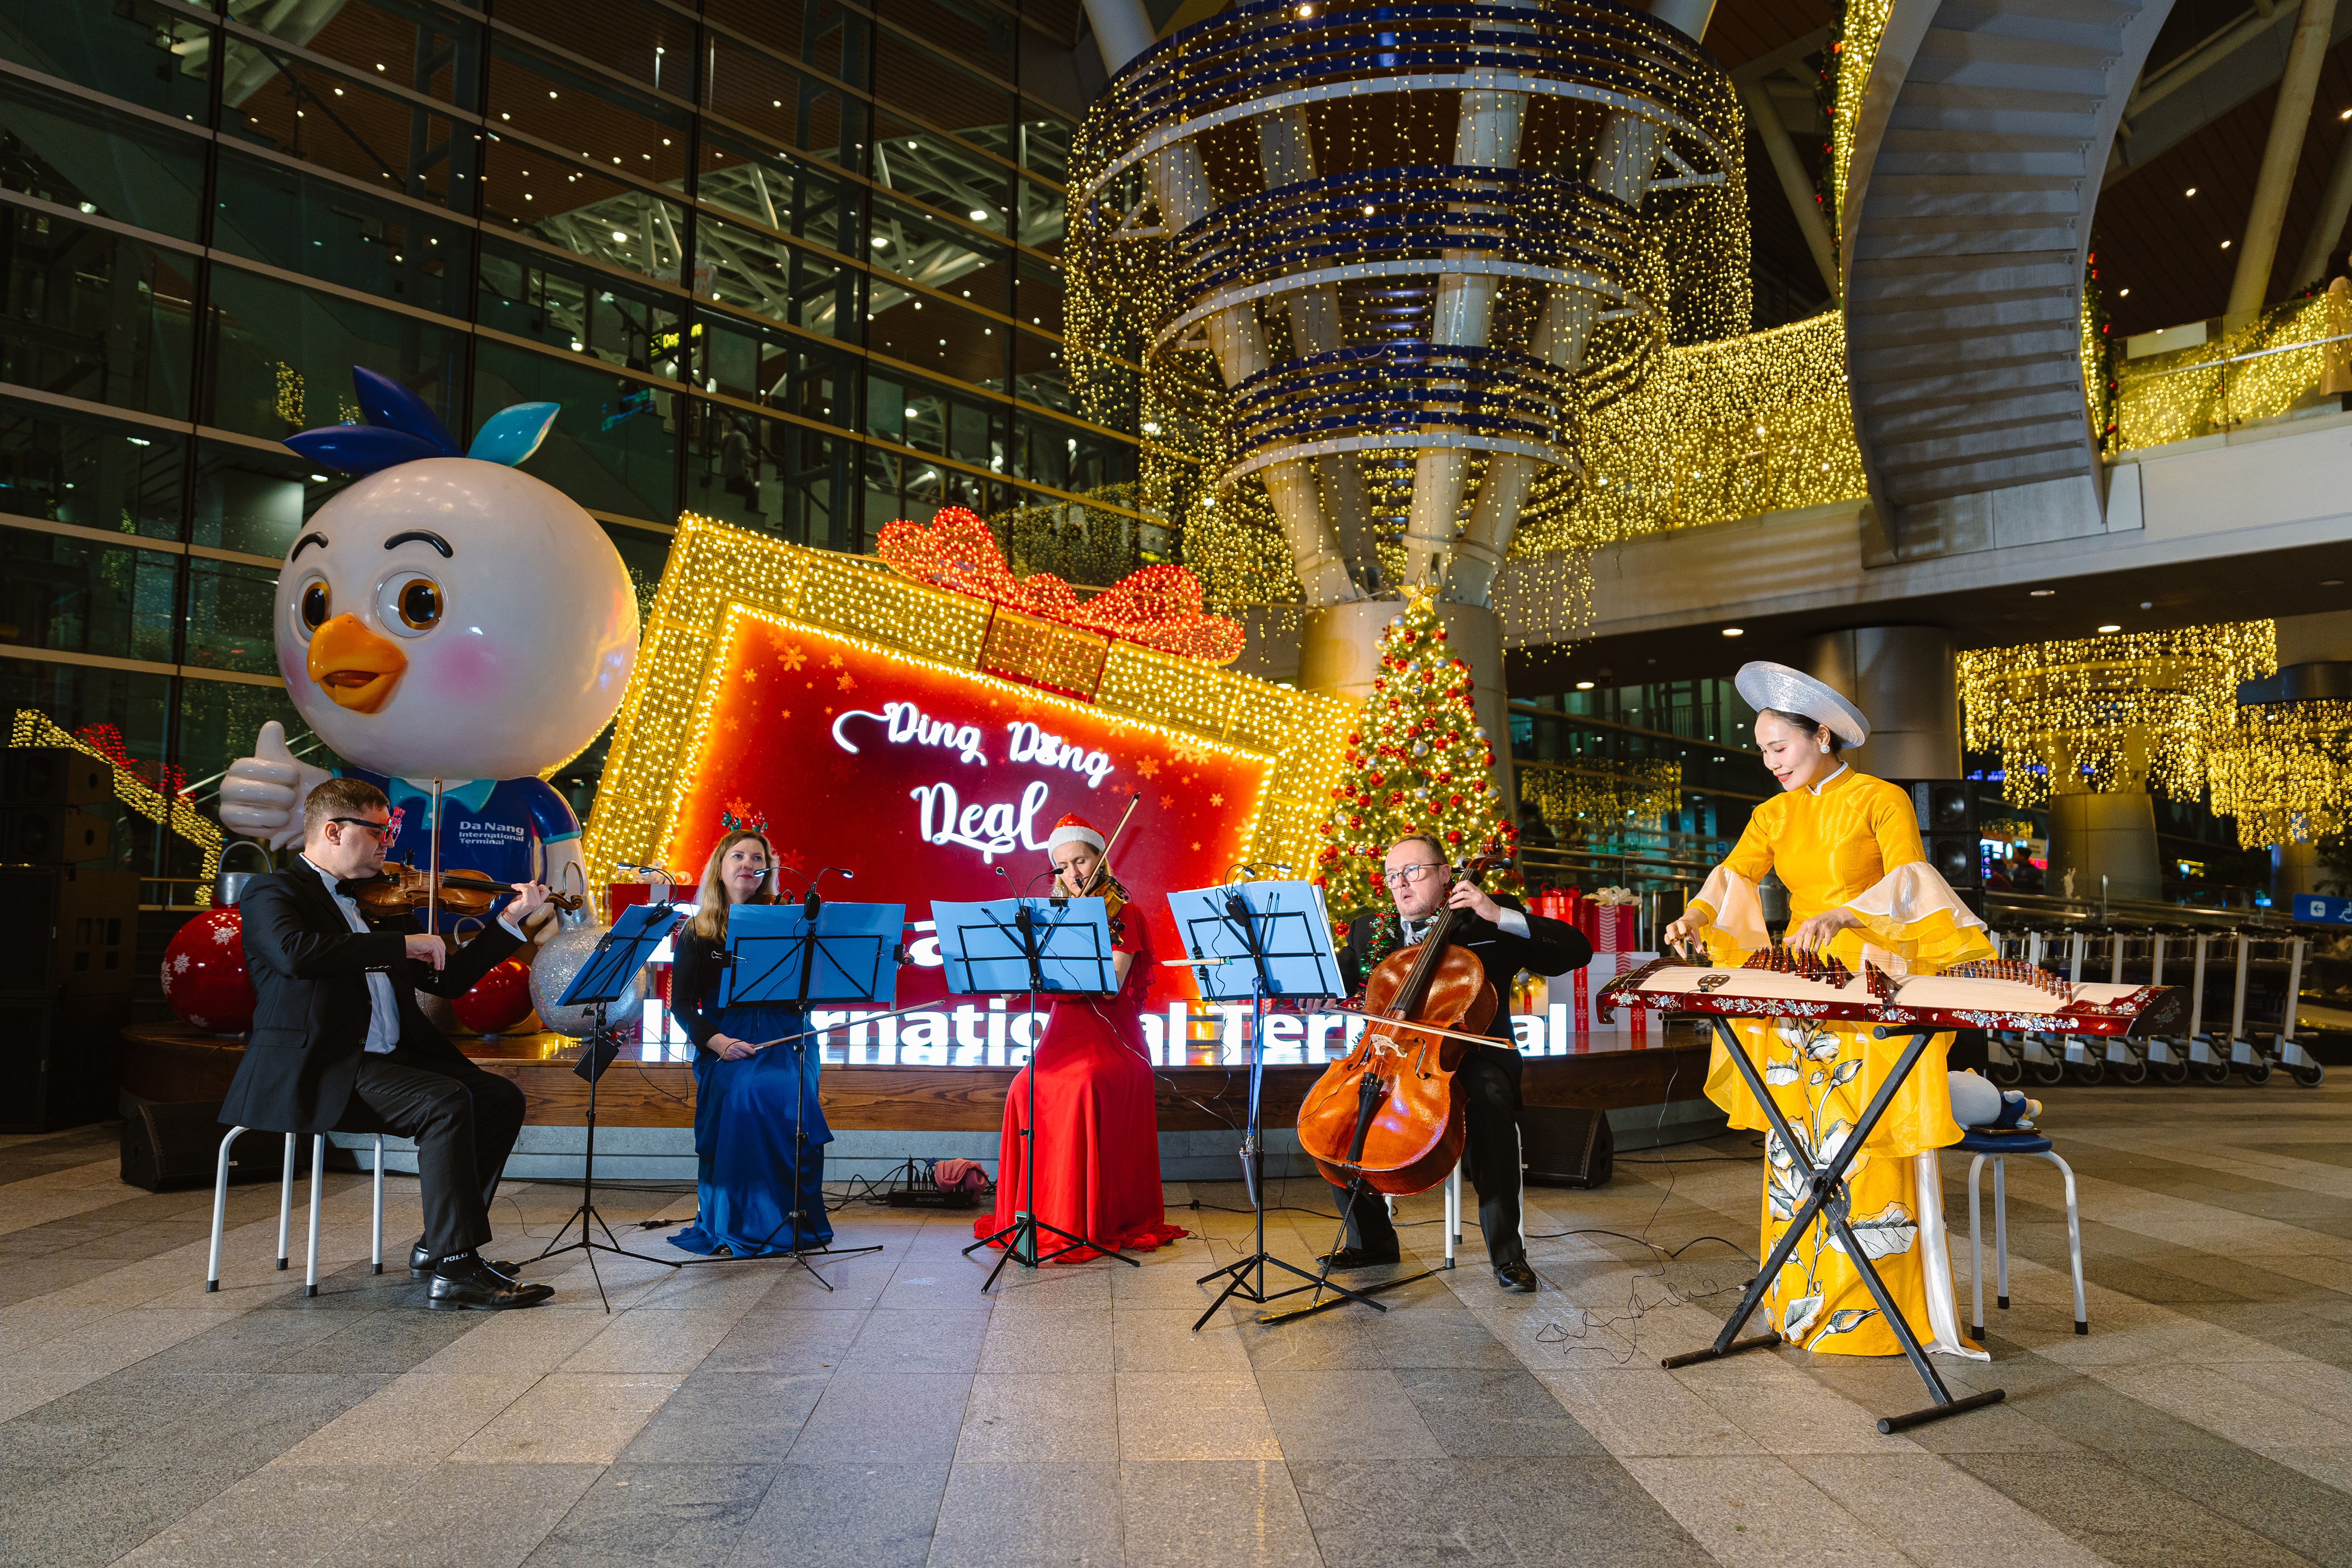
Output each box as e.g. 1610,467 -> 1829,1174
206,1129 -> 385,1297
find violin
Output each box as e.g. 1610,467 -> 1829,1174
1295,834 -> 1512,1198
349,860 -> 581,920
1054,790 -> 1142,924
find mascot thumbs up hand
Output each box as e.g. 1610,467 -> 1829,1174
219,721 -> 333,850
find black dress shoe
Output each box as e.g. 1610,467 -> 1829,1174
1495,1259 -> 1538,1293
1315,1246 -> 1401,1271
409,1242 -> 519,1280
426,1258 -> 554,1311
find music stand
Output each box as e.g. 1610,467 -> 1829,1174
1172,880 -> 1408,1329
533,901 -> 688,1312
943,895 -> 1141,1291
706,899 -> 904,1288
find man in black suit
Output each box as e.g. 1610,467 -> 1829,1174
224,776 -> 553,1310
1322,834 -> 1591,1293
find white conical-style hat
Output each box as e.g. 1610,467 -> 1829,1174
1733,661 -> 1870,746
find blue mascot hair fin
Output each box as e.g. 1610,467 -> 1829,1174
351,367 -> 462,456
467,402 -> 560,467
284,424 -> 450,475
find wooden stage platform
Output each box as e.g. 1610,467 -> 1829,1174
120,1023 -> 1716,1131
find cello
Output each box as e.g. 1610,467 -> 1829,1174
1295,835 -> 1511,1196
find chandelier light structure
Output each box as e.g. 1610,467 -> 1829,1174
1064,0 -> 1748,613
2210,693 -> 2352,850
1957,622 -> 2277,807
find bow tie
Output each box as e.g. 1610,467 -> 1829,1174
335,878 -> 372,899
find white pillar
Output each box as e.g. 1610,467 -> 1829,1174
1300,600 -> 1514,804
2291,126 -> 2352,292
1800,626 -> 1961,779
1447,0 -> 1718,606
1740,75 -> 1839,299
2231,0 -> 2339,317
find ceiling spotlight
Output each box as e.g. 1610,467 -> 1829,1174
1720,627 -> 1744,638
2341,108 -> 2351,119
2185,186 -> 2197,197
2029,589 -> 2056,597
2097,623 -> 2122,633
870,235 -> 888,248
1575,681 -> 1595,691
2140,601 -> 2154,609
611,229 -> 627,242
2221,239 -> 2232,249
2119,288 -> 2130,296
2324,578 -> 2346,587
970,208 -> 989,221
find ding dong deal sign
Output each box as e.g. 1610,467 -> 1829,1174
660,607 -> 1272,1010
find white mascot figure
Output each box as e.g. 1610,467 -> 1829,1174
219,367 -> 638,922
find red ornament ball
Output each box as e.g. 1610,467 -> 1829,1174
452,954 -> 537,1035
161,908 -> 255,1034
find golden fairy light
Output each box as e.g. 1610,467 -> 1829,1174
1958,622 -> 2276,806
2209,696 -> 2352,849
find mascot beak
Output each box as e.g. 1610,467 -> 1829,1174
307,614 -> 409,713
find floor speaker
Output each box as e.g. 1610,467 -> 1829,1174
119,1099 -> 282,1192
1521,1105 -> 1614,1188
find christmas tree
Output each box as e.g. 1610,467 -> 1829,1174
1312,591 -> 1520,916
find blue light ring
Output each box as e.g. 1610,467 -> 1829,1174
1221,431 -> 1576,486
1077,73 -> 1723,215
1154,258 -> 1635,354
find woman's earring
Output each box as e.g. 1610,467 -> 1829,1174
1818,741 -> 1830,753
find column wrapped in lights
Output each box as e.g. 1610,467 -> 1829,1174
1063,0 -> 1751,612
1956,622 -> 2277,805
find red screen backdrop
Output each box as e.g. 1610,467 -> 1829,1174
657,607 -> 1275,1009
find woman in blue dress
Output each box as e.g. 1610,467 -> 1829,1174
666,829 -> 833,1255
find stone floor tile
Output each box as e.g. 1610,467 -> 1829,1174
519,1463 -> 776,1568
926,1459 -> 1124,1568
786,1371 -> 973,1466
835,1306 -> 989,1375
618,1372 -> 828,1465
726,1458 -> 951,1567
698,1308 -> 865,1375
276,1371 -> 540,1465
976,1305 -> 1113,1375
1116,1459 -> 1320,1568
448,1373 -> 685,1465
955,1373 -> 1120,1465
1114,1371 -> 1280,1462
1254,1368 -> 1446,1461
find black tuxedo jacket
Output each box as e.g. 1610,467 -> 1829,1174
222,864 -> 524,1136
1338,893 -> 1591,1045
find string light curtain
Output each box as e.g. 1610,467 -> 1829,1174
1514,757 -> 1683,832
1957,621 -> 2276,806
2209,696 -> 2352,849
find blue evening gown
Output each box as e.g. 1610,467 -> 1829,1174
668,1000 -> 834,1255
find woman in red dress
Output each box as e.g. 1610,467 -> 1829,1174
972,812 -> 1186,1260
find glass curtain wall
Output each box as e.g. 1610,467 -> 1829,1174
0,0 -> 1134,902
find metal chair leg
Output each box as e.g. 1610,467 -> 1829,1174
1993,1157 -> 2010,1310
207,1127 -> 248,1293
276,1133 -> 296,1271
305,1134 -> 324,1298
1967,1153 -> 1986,1337
2043,1150 -> 2087,1334
1444,1161 -> 1461,1267
371,1135 -> 385,1275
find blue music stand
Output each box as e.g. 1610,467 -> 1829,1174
709,899 -> 905,1286
1167,881 -> 1395,1329
943,895 -> 1137,1290
537,901 -> 688,1310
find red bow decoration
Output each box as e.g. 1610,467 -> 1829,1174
876,507 -> 1245,664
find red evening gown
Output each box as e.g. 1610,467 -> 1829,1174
972,890 -> 1187,1260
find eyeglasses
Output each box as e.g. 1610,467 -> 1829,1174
1382,861 -> 1446,887
327,817 -> 390,841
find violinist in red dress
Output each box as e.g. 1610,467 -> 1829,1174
971,812 -> 1187,1259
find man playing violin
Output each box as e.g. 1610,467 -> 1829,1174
1322,834 -> 1590,1293
222,776 -> 554,1310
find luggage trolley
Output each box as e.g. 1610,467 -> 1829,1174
2141,929 -> 2191,1084
2097,928 -> 2151,1085
2183,931 -> 2233,1084
2230,935 -> 2326,1088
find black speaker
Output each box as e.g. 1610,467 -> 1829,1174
3,747 -> 112,806
0,994 -> 129,1132
1893,780 -> 1981,892
119,1098 -> 283,1192
0,805 -> 110,863
0,867 -> 140,997
1521,1105 -> 1614,1188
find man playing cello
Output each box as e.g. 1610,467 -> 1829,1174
1320,835 -> 1590,1292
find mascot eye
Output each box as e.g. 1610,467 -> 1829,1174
380,573 -> 444,635
299,580 -> 331,631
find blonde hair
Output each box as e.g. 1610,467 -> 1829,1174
689,830 -> 777,943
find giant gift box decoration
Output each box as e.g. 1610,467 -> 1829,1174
582,512 -> 1353,1015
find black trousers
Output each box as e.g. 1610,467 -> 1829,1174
1328,1040 -> 1525,1267
335,1048 -> 527,1260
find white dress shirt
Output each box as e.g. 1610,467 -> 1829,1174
1400,903 -> 1530,944
302,857 -> 529,1055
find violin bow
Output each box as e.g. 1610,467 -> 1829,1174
1072,787 -> 1143,900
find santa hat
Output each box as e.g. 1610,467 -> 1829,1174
1046,812 -> 1105,855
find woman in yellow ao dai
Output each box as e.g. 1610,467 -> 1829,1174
1666,662 -> 1993,1361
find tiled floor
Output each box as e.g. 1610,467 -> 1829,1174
2,1080 -> 2349,1566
